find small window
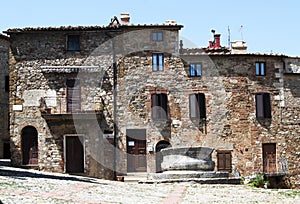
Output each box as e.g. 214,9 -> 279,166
5,75 -> 9,92
67,35 -> 80,52
152,31 -> 163,41
190,64 -> 202,77
256,62 -> 266,76
152,53 -> 164,72
217,150 -> 232,171
151,94 -> 168,119
255,93 -> 271,118
189,93 -> 206,119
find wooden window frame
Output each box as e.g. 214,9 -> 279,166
189,93 -> 206,119
66,78 -> 81,113
151,93 -> 168,119
152,53 -> 164,72
255,62 -> 266,76
190,63 -> 202,77
255,93 -> 271,119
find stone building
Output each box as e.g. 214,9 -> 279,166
4,15 -> 300,186
0,34 -> 10,159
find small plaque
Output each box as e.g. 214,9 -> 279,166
128,141 -> 135,146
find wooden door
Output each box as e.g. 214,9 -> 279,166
127,137 -> 147,172
65,136 -> 84,173
263,143 -> 276,173
217,150 -> 232,171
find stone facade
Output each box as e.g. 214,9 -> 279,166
4,16 -> 300,187
0,34 -> 10,158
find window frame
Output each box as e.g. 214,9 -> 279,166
190,63 -> 202,77
66,78 -> 81,113
189,93 -> 206,119
255,62 -> 266,76
255,92 -> 271,119
152,53 -> 164,72
151,93 -> 168,119
66,35 -> 81,52
152,31 -> 163,41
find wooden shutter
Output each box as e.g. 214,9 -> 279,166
151,94 -> 158,118
255,93 -> 264,118
189,94 -> 197,118
217,150 -> 232,171
160,94 -> 168,119
190,93 -> 206,119
67,79 -> 81,112
256,93 -> 271,118
263,93 -> 271,118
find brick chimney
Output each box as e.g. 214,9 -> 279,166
120,13 -> 130,25
208,30 -> 221,49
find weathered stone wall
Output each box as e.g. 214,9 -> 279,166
8,27 -> 181,179
117,52 -> 300,186
0,36 -> 10,158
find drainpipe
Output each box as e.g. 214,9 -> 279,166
104,30 -> 121,180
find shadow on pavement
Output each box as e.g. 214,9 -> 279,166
0,160 -> 107,185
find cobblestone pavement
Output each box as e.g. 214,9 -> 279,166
0,161 -> 299,203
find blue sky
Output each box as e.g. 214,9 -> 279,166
1,0 -> 299,56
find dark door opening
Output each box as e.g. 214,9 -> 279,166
3,142 -> 11,159
126,129 -> 147,172
155,141 -> 171,172
65,136 -> 84,173
21,126 -> 38,165
263,143 -> 276,173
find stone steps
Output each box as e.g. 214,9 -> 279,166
123,172 -> 148,183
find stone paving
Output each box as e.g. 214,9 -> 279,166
0,161 -> 300,203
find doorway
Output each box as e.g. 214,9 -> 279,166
263,143 -> 276,173
21,126 -> 38,165
65,136 -> 84,173
126,129 -> 147,172
155,141 -> 171,172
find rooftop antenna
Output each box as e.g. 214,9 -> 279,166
228,26 -> 231,48
239,25 -> 244,40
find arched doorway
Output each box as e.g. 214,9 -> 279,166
155,141 -> 171,172
21,126 -> 38,165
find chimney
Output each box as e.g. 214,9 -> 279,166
165,20 -> 177,25
208,30 -> 221,49
231,41 -> 247,54
120,13 -> 130,25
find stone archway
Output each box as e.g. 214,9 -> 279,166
155,140 -> 171,172
21,126 -> 38,165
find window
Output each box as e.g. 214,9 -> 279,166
67,79 -> 81,112
256,62 -> 266,76
67,35 -> 80,52
189,93 -> 206,119
255,93 -> 271,118
152,53 -> 164,72
151,94 -> 168,119
190,64 -> 202,77
152,31 -> 163,41
217,150 -> 232,171
5,75 -> 9,92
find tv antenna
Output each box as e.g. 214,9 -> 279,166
228,26 -> 231,48
239,25 -> 244,40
